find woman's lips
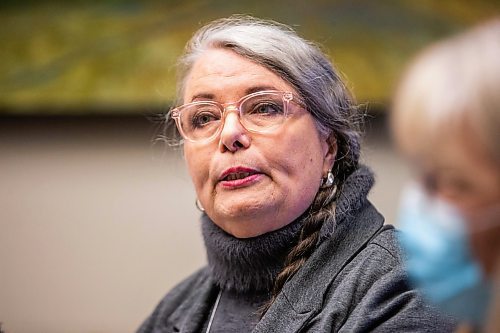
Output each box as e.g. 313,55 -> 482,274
218,167 -> 263,189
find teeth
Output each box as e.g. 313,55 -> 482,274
226,172 -> 250,181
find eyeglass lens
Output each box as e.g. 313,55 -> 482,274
178,92 -> 288,141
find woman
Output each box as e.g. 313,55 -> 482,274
139,16 -> 455,332
392,19 -> 500,332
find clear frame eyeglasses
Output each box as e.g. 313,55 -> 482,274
171,90 -> 304,143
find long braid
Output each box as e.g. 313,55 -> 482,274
260,183 -> 338,316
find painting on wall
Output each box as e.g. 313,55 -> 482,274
2,0 -> 499,115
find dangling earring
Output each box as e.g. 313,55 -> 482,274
320,171 -> 334,188
195,198 -> 205,212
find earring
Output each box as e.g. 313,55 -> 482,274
320,171 -> 334,188
195,198 -> 205,212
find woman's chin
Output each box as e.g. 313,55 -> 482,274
212,190 -> 275,219
217,220 -> 280,239
209,203 -> 284,238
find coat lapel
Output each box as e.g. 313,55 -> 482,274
253,202 -> 385,333
168,277 -> 218,333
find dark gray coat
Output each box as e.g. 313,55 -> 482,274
138,201 -> 456,332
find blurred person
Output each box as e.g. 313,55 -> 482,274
392,19 -> 500,333
138,15 -> 455,332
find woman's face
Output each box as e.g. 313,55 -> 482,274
400,130 -> 500,214
396,123 -> 500,273
182,48 -> 336,238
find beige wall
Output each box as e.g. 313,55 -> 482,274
0,116 -> 409,333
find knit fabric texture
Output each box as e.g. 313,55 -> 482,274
319,165 -> 375,243
201,213 -> 302,293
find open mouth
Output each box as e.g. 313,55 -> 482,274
219,167 -> 262,188
223,172 -> 255,181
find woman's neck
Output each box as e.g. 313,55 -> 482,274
201,214 -> 302,293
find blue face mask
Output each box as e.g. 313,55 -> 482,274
397,183 -> 492,327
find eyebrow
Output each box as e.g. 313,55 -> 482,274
190,85 -> 279,102
245,85 -> 278,95
190,93 -> 214,102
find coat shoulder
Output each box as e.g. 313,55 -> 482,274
136,267 -> 210,333
370,225 -> 402,254
324,226 -> 457,332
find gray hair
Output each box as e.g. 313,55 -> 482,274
172,15 -> 361,185
168,15 -> 364,314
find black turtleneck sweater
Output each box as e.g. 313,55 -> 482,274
200,214 -> 304,332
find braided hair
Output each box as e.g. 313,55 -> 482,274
173,15 -> 361,314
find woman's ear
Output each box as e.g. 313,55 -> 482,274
322,135 -> 337,176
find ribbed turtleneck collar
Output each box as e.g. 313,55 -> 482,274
319,165 -> 375,242
201,165 -> 375,293
201,214 -> 302,293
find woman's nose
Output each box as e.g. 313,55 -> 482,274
218,111 -> 251,153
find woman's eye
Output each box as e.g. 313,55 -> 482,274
250,103 -> 283,115
439,177 -> 474,196
191,111 -> 219,128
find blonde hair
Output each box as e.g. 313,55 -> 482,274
392,18 -> 500,165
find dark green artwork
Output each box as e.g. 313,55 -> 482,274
1,0 -> 499,114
